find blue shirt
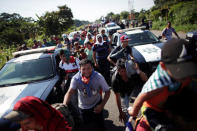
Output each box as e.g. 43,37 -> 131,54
92,42 -> 109,60
70,71 -> 110,109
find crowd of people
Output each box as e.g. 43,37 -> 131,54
1,21 -> 197,131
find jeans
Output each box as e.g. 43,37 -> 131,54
120,94 -> 132,124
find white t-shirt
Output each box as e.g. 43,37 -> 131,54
59,58 -> 80,72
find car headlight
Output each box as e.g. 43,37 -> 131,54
187,33 -> 194,38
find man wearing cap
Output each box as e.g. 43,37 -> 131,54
128,39 -> 197,131
108,35 -> 135,66
3,96 -> 72,131
111,58 -> 147,124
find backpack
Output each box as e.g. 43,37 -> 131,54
52,103 -> 82,130
52,103 -> 75,128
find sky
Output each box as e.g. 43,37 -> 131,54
0,0 -> 154,22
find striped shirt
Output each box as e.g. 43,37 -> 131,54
141,64 -> 181,93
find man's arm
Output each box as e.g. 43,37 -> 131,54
63,88 -> 75,105
110,48 -> 125,60
128,87 -> 164,117
93,51 -> 98,68
107,55 -> 116,66
94,90 -> 110,113
129,53 -> 135,61
162,28 -> 167,39
114,93 -> 127,122
137,70 -> 148,82
133,62 -> 148,82
173,31 -> 180,39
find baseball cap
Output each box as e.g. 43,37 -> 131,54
161,38 -> 197,79
3,110 -> 30,122
120,35 -> 130,42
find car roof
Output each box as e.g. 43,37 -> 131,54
106,22 -> 116,25
8,53 -> 52,63
117,26 -> 146,34
126,29 -> 144,35
9,46 -> 59,63
13,46 -> 56,57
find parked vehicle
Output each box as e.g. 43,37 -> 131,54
111,27 -> 163,75
105,22 -> 121,36
0,46 -> 64,118
186,30 -> 197,49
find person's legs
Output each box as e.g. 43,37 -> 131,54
79,108 -> 94,131
98,59 -> 111,85
120,95 -> 130,124
79,108 -> 94,124
94,110 -> 105,131
79,100 -> 105,131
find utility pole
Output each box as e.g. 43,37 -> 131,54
128,0 -> 135,20
128,0 -> 135,28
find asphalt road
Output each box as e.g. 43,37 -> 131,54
103,30 -> 186,131
104,91 -> 125,131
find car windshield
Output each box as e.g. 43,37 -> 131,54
127,31 -> 159,46
0,57 -> 54,86
107,23 -> 116,27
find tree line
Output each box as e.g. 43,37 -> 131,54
98,0 -> 196,31
0,4 -> 90,47
1,1 -> 196,47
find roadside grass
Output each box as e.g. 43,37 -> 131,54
0,26 -> 80,69
0,45 -> 17,69
152,21 -> 197,32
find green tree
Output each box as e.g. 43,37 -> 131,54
112,14 -> 120,22
0,13 -> 35,46
58,5 -> 74,32
168,1 -> 197,24
150,9 -> 161,21
74,19 -> 90,27
120,11 -> 129,20
134,12 -> 140,20
106,12 -> 114,21
37,4 -> 73,36
138,9 -> 147,21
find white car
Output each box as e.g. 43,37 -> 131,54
105,22 -> 121,36
111,27 -> 164,75
0,47 -> 64,118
